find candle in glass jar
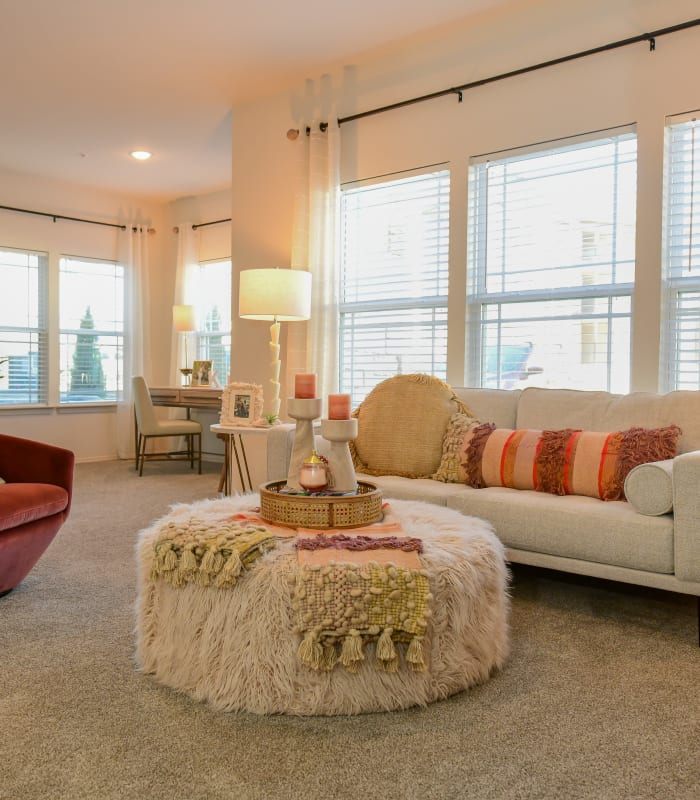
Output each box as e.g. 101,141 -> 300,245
294,373 -> 317,399
328,393 -> 351,420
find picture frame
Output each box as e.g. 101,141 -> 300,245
220,382 -> 264,426
191,360 -> 213,386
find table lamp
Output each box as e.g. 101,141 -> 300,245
239,268 -> 312,420
173,304 -> 196,385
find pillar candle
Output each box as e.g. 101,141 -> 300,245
328,393 -> 351,420
294,373 -> 317,399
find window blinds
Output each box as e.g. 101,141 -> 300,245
663,114 -> 700,390
339,169 -> 450,405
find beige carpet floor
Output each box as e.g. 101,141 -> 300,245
1,459 -> 698,800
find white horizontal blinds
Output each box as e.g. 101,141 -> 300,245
468,129 -> 636,393
663,114 -> 700,390
195,259 -> 231,385
0,248 -> 48,405
339,170 -> 450,405
59,257 -> 125,402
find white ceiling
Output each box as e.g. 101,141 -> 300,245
0,0 -> 514,203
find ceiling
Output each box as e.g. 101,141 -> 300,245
0,0 -> 516,203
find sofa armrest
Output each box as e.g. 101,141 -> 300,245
0,434 -> 75,515
672,450 -> 700,583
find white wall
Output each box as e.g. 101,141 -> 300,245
229,0 -> 700,395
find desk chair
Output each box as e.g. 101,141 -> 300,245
132,376 -> 202,475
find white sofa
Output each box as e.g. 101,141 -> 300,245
267,385 -> 700,638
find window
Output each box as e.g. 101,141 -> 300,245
59,256 -> 124,403
339,169 -> 450,405
0,248 -> 48,405
468,129 -> 637,393
662,113 -> 700,391
192,259 -> 231,385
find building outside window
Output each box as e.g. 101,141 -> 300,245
662,112 -> 700,391
467,127 -> 637,393
339,169 -> 450,406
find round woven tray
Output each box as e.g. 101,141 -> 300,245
259,481 -> 383,529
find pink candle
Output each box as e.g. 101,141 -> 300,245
328,393 -> 351,420
294,373 -> 317,399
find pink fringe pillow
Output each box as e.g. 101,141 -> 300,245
462,423 -> 681,501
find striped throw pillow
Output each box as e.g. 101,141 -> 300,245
462,423 -> 681,501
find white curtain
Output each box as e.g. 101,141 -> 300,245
116,225 -> 151,459
289,119 -> 341,401
170,223 -> 199,384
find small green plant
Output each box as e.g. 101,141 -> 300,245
264,413 -> 279,426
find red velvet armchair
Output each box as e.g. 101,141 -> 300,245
0,434 -> 75,596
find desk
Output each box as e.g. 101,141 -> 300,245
210,423 -> 293,495
149,386 -> 223,411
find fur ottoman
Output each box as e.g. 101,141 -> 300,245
135,495 -> 509,715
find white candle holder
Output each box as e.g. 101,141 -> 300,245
286,397 -> 322,490
320,418 -> 358,493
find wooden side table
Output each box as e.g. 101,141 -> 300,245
210,423 -> 294,495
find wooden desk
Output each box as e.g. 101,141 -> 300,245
149,386 -> 223,411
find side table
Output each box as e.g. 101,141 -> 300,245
210,423 -> 294,494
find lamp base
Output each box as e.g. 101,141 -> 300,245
180,368 -> 193,386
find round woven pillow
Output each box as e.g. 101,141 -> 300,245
351,374 -> 470,478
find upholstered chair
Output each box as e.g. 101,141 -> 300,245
0,434 -> 75,596
132,376 -> 202,475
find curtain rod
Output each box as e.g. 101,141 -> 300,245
0,204 -> 154,233
336,16 -> 700,126
172,218 -> 232,233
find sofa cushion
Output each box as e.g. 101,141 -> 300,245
433,412 -> 481,483
0,483 -> 70,532
351,374 -> 473,478
463,423 -> 680,501
445,487 -> 674,575
453,387 -> 520,429
516,386 -> 700,454
623,459 -> 674,516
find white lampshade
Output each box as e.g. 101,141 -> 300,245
173,304 -> 196,332
239,268 -> 311,321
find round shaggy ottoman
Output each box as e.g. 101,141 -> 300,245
135,495 -> 510,715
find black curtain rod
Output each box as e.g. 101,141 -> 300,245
192,218 -> 231,230
337,16 -> 700,126
0,204 -> 154,233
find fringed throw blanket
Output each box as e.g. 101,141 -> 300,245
150,516 -> 278,588
293,511 -> 432,674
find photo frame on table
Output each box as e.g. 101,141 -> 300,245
220,382 -> 264,426
191,360 -> 213,386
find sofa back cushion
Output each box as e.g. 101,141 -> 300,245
453,387 -> 520,429
516,387 -> 700,454
352,374 -> 471,478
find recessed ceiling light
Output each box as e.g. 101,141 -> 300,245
130,150 -> 152,160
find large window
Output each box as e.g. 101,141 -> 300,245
662,113 -> 700,391
468,129 -> 637,393
59,256 -> 124,403
0,248 -> 48,405
339,169 -> 450,405
192,259 -> 231,385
